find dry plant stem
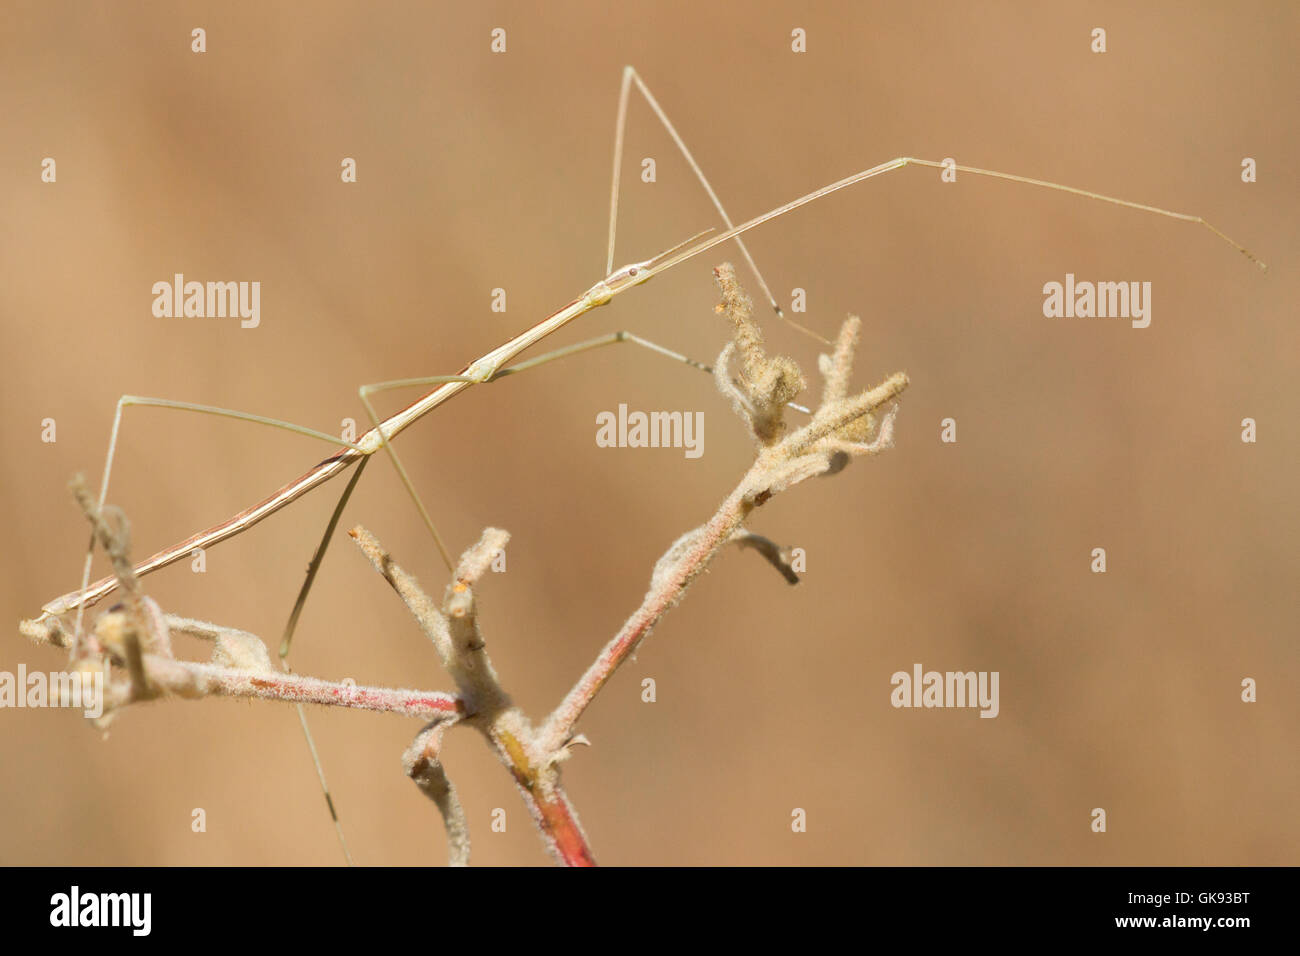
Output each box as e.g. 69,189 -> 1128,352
19,615 -> 462,721
351,525 -> 597,866
541,479 -> 757,753
404,725 -> 469,866
542,263 -> 908,753
68,476 -> 147,663
155,661 -> 461,720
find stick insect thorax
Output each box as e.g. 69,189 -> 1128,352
42,155 -> 1264,621
456,228 -> 711,388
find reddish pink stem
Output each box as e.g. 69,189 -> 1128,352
542,483 -> 751,753
149,656 -> 463,721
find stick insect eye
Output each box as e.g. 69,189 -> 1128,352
627,267 -> 638,277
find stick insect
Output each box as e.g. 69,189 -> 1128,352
36,66 -> 1264,862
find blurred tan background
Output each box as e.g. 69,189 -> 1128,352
2,1 -> 1296,865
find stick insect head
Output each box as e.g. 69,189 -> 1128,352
602,227 -> 716,296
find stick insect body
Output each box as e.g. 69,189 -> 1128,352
41,156 -> 1262,623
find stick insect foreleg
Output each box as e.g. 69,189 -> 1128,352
609,66 -> 830,344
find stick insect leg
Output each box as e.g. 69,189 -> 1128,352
68,396 -> 366,651
287,677 -> 354,865
649,157 -> 1267,278
278,456 -> 369,658
300,330 -> 744,654
69,395 -> 368,864
610,66 -> 831,345
352,326 -> 810,598
273,454 -> 375,869
491,331 -> 812,415
357,375 -> 479,575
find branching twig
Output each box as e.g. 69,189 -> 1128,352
351,525 -> 596,866
404,724 -> 469,866
541,262 -> 907,752
19,615 -> 462,722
